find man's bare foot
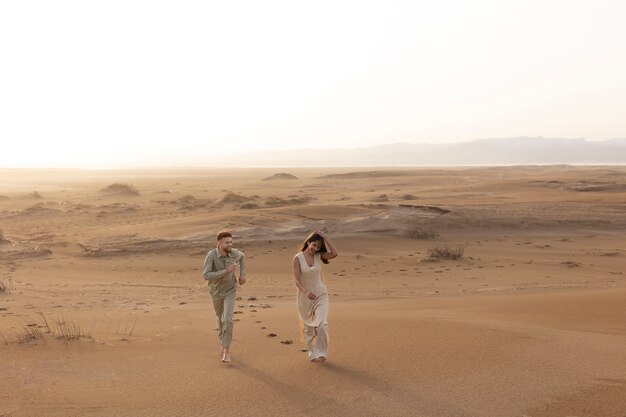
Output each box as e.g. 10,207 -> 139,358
222,349 -> 231,363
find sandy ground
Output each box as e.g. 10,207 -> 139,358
1,166 -> 625,417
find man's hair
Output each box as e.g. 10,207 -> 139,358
217,230 -> 232,241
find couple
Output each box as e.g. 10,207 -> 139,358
202,230 -> 338,364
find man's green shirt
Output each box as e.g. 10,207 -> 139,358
202,248 -> 246,297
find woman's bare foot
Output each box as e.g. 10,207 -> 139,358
221,348 -> 231,363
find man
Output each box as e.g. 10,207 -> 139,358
202,230 -> 247,363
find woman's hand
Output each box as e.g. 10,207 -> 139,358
305,289 -> 316,300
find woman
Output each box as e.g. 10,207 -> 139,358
293,230 -> 338,362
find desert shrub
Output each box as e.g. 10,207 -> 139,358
11,313 -> 92,344
0,279 -> 13,294
219,192 -> 253,204
407,225 -> 438,239
264,196 -> 314,207
427,245 -> 464,260
53,319 -> 88,341
176,195 -> 211,210
240,203 -> 260,209
17,322 -> 45,343
100,183 -> 140,196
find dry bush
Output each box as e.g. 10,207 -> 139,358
115,318 -> 137,341
11,313 -> 92,344
176,195 -> 211,210
407,225 -> 439,239
100,183 -> 140,196
264,196 -> 313,207
219,192 -> 254,204
240,203 -> 260,209
427,245 -> 464,260
17,322 -> 45,343
53,319 -> 88,341
0,279 -> 13,295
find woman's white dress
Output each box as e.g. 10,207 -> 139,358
295,252 -> 329,360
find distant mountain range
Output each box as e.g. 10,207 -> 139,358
225,137 -> 626,166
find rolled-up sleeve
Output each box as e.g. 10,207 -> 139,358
238,251 -> 247,277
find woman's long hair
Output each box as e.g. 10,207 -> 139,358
300,233 -> 330,264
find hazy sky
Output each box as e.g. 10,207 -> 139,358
1,1 -> 625,168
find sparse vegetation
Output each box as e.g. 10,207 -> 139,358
53,318 -> 87,341
175,195 -> 211,210
100,183 -> 140,196
240,203 -> 260,209
115,318 -> 137,341
17,320 -> 45,343
0,279 -> 13,294
407,224 -> 438,239
264,196 -> 313,207
262,173 -> 298,181
10,313 -> 92,344
427,245 -> 464,260
219,192 -> 254,204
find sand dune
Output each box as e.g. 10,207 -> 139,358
1,166 -> 625,417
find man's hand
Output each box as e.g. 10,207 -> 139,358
226,264 -> 237,273
238,275 -> 247,285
